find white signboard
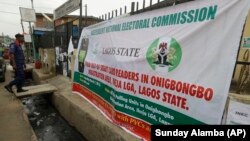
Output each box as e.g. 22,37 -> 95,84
54,0 -> 80,20
226,100 -> 250,124
20,7 -> 36,22
24,34 -> 32,43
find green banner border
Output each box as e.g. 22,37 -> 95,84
74,71 -> 205,125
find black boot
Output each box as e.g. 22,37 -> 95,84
4,85 -> 13,93
17,88 -> 28,93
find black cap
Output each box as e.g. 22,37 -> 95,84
15,33 -> 24,38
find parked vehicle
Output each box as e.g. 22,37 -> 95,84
0,46 -> 4,57
0,57 -> 6,82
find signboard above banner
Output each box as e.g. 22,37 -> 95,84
24,34 -> 32,43
54,0 -> 80,20
19,7 -> 36,22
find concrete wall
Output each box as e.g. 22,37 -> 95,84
39,48 -> 56,75
47,76 -> 141,141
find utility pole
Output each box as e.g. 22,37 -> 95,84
21,19 -> 25,33
79,0 -> 82,37
85,4 -> 87,26
30,0 -> 36,61
31,0 -> 34,9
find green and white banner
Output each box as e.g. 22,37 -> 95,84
73,0 -> 250,140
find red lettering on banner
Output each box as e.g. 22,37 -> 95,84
162,92 -> 188,110
112,78 -> 122,88
101,65 -> 109,72
204,88 -> 213,101
176,81 -> 182,92
123,82 -> 136,94
182,83 -> 190,94
138,86 -> 160,100
150,76 -> 214,102
196,86 -> 204,98
85,61 -> 91,67
140,74 -> 149,84
84,62 -> 215,102
105,75 -> 112,84
189,85 -> 196,96
170,80 -> 176,90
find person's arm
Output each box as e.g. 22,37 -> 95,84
9,43 -> 16,69
24,62 -> 26,69
9,53 -> 16,69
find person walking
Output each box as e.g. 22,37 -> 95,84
4,33 -> 28,93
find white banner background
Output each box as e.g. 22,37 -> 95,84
74,0 -> 250,125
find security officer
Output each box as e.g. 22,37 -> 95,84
5,33 -> 28,93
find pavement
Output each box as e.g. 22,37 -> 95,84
0,64 -> 37,141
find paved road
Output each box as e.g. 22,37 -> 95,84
0,63 -> 37,141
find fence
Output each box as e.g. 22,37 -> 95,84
54,22 -> 72,76
98,0 -> 194,20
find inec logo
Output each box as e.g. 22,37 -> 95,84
146,36 -> 182,72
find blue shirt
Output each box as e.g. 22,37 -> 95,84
9,42 -> 25,66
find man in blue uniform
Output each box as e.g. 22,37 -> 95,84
4,33 -> 28,93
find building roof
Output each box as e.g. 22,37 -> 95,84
35,13 -> 99,20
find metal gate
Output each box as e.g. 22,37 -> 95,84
54,20 -> 79,77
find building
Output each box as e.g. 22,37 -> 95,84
0,35 -> 13,47
33,12 -> 102,76
33,13 -> 102,48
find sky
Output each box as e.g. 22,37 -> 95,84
0,0 -> 160,38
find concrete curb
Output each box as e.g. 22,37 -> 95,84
21,107 -> 38,141
32,69 -> 55,85
47,76 -> 142,141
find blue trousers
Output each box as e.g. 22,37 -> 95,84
9,65 -> 25,89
